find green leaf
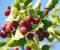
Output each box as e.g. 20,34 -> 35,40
37,11 -> 45,19
0,45 -> 7,50
47,34 -> 54,42
42,20 -> 53,30
54,29 -> 60,36
24,0 -> 32,6
18,37 -> 26,46
42,45 -> 50,50
12,0 -> 20,10
0,40 -> 6,47
14,27 -> 24,40
50,13 -> 60,26
7,39 -> 18,47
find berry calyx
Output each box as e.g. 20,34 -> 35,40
10,21 -> 18,29
4,9 -> 10,16
26,46 -> 31,50
20,27 -> 27,35
7,6 -> 11,10
27,33 -> 34,40
19,20 -> 26,27
25,15 -> 33,23
33,17 -> 40,24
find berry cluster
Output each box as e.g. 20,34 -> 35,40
35,28 -> 49,41
4,6 -> 11,16
19,15 -> 40,35
0,21 -> 18,38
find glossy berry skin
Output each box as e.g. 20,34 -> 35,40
33,17 -> 40,24
0,31 -> 8,38
10,21 -> 18,29
1,24 -> 7,30
26,23 -> 33,32
13,47 -> 19,50
43,8 -> 49,15
38,36 -> 44,41
20,27 -> 27,35
43,32 -> 49,38
26,46 -> 31,50
4,9 -> 10,16
6,24 -> 13,32
19,20 -> 26,27
25,15 -> 33,23
27,33 -> 34,40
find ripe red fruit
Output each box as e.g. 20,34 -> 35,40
13,47 -> 19,50
43,32 -> 49,38
20,27 -> 27,35
4,9 -> 10,16
43,8 -> 49,15
33,17 -> 40,24
19,20 -> 26,27
25,15 -> 33,23
26,46 -> 31,50
1,24 -> 7,30
10,21 -> 18,29
0,31 -> 8,38
26,23 -> 33,32
6,24 -> 13,32
38,36 -> 44,41
27,33 -> 34,40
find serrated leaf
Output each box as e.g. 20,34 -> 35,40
0,40 -> 6,47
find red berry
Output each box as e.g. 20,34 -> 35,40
4,9 -> 10,16
33,17 -> 40,24
26,23 -> 33,32
20,27 -> 27,35
19,20 -> 26,27
10,21 -> 18,29
38,36 -> 44,41
0,31 -> 8,38
43,32 -> 49,38
1,24 -> 7,30
43,8 -> 49,15
26,46 -> 31,50
25,15 -> 33,23
13,47 -> 19,50
27,33 -> 34,40
6,24 -> 13,32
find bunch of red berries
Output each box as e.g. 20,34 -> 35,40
0,21 -> 18,38
19,15 -> 40,35
35,28 -> 49,41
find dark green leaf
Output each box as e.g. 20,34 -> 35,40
0,40 -> 6,47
